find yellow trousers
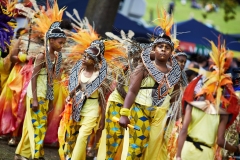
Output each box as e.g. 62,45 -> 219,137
105,101 -> 125,159
15,97 -> 49,159
64,116 -> 98,159
127,103 -> 156,160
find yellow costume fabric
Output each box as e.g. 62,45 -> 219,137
80,90 -> 100,117
134,76 -> 155,106
15,97 -> 49,159
16,67 -> 49,159
143,95 -> 171,160
0,52 -> 12,92
65,116 -> 98,159
105,101 -> 125,159
27,68 -> 47,99
98,76 -> 155,160
127,103 -> 156,160
97,85 -> 128,160
0,64 -> 22,134
63,91 -> 100,159
45,77 -> 69,144
107,86 -> 128,104
181,107 -> 219,160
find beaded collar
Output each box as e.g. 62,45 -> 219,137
69,55 -> 107,122
141,47 -> 182,106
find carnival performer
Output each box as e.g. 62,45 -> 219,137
174,49 -> 187,71
58,22 -> 126,160
176,38 -> 240,160
161,49 -> 188,160
14,21 -> 66,160
0,0 -> 16,94
98,35 -> 151,159
118,9 -> 182,160
13,0 -> 69,146
0,0 -> 19,141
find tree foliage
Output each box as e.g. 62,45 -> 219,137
200,0 -> 239,22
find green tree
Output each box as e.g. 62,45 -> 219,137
201,0 -> 239,22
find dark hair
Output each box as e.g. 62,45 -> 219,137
185,69 -> 198,78
89,47 -> 102,61
60,19 -> 73,31
134,37 -> 151,44
16,28 -> 25,39
185,64 -> 199,77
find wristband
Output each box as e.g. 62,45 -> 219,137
18,52 -> 27,62
120,108 -> 130,116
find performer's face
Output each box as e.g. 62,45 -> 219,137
154,43 -> 172,62
50,37 -> 66,52
82,48 -> 97,66
83,53 -> 95,66
176,55 -> 187,70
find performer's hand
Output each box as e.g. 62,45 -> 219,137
48,101 -> 54,113
119,115 -> 130,129
65,96 -> 71,103
32,100 -> 39,112
176,157 -> 182,160
98,117 -> 105,131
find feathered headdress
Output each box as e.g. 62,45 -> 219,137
194,37 -> 234,109
15,0 -> 66,39
0,0 -> 17,52
183,37 -> 239,126
152,7 -> 175,49
69,26 -> 126,63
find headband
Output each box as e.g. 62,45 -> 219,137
46,21 -> 66,39
152,32 -> 174,50
174,51 -> 187,57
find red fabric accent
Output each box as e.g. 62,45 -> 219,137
181,75 -> 202,114
224,85 -> 240,128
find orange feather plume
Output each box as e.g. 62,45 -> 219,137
195,36 -> 234,109
69,25 -> 126,64
154,6 -> 173,37
31,0 -> 66,38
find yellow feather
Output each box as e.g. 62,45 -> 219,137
32,0 -> 66,38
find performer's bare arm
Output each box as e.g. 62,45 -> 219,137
119,64 -> 147,128
176,104 -> 192,160
217,114 -> 240,153
10,38 -> 33,64
31,54 -> 44,112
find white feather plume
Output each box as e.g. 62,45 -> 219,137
105,32 -> 123,42
120,30 -> 126,40
29,0 -> 40,12
65,11 -> 82,27
15,3 -> 35,19
73,8 -> 81,22
128,30 -> 135,39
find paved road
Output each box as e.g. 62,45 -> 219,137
0,140 -> 94,160
0,139 -> 59,160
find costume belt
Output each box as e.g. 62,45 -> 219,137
186,136 -> 211,151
